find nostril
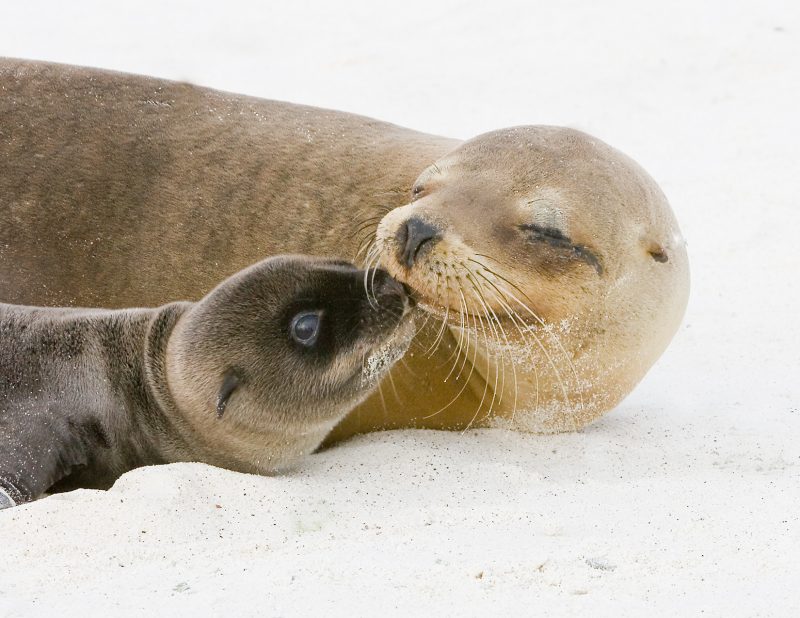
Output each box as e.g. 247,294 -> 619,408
395,221 -> 410,252
397,217 -> 440,269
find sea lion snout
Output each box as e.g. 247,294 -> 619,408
396,217 -> 440,268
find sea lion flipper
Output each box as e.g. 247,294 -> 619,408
0,485 -> 16,509
0,405 -> 94,507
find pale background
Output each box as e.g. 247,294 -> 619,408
1,1 -> 799,616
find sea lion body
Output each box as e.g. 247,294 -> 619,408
0,59 -> 454,308
0,59 -> 689,440
0,256 -> 411,507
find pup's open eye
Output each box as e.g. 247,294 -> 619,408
290,310 -> 323,347
411,185 -> 424,198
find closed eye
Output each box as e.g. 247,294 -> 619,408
520,223 -> 570,244
518,223 -> 604,276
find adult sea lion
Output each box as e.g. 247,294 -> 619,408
0,256 -> 412,508
0,59 -> 690,440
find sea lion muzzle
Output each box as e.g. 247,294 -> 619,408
397,217 -> 441,269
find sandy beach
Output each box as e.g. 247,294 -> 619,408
1,1 -> 799,615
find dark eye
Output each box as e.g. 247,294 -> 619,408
412,185 -> 424,198
290,310 -> 323,347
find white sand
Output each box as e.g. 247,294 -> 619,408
1,1 -> 799,615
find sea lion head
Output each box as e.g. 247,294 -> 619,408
369,126 -> 689,429
165,255 -> 413,468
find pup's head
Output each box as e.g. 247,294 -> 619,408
166,255 -> 412,468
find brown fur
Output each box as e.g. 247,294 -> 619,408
0,59 -> 689,441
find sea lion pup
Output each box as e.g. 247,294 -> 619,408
0,59 -> 689,440
0,256 -> 412,508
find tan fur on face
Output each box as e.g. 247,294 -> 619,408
366,126 -> 689,433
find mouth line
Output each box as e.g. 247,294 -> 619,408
413,295 -> 524,327
380,262 -> 533,327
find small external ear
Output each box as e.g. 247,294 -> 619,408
642,235 -> 670,263
216,371 -> 241,419
648,243 -> 669,263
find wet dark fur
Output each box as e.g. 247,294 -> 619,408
0,304 -> 183,500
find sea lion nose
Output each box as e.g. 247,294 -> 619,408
369,269 -> 413,315
397,217 -> 440,268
